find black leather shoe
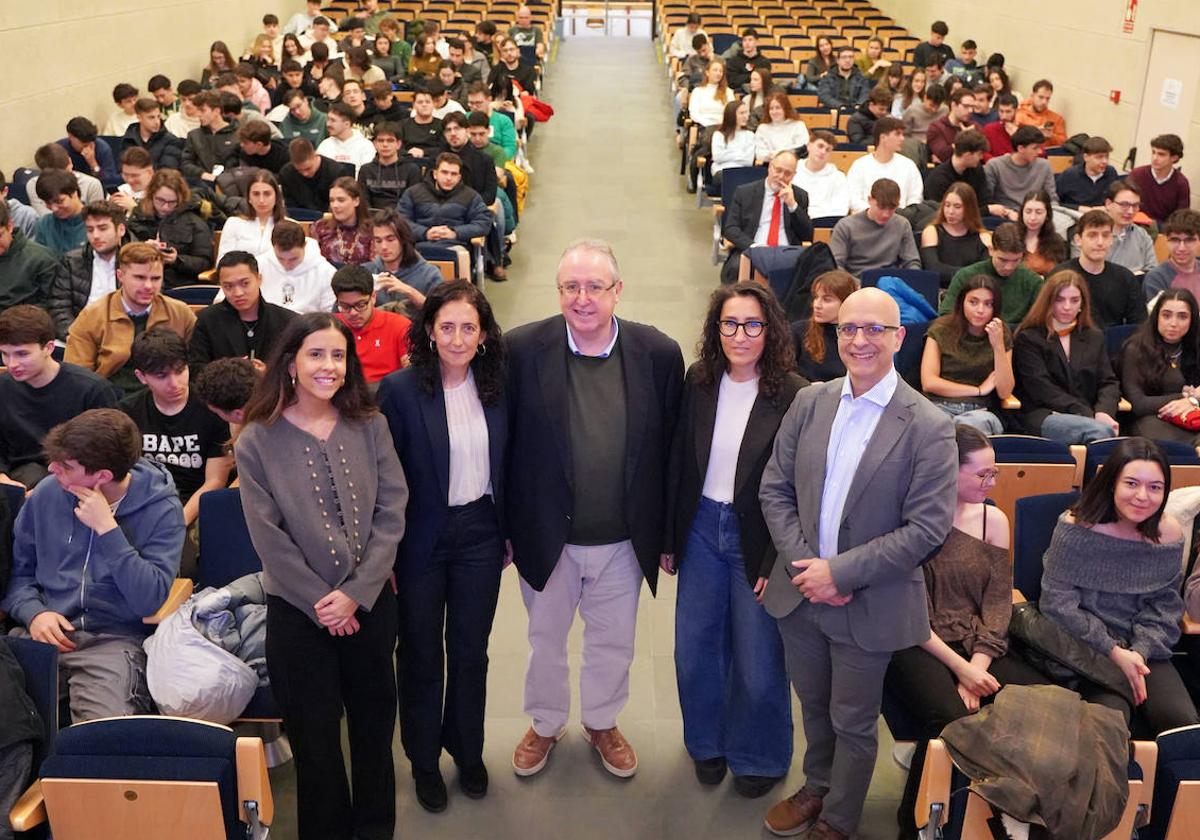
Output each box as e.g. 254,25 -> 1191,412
693,757 -> 727,785
414,769 -> 448,813
734,774 -> 783,799
459,762 -> 489,799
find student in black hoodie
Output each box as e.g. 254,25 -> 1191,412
237,120 -> 289,174
357,122 -> 423,210
399,88 -> 446,160
367,81 -> 407,128
120,98 -> 184,171
189,250 -> 297,369
846,88 -> 892,145
279,139 -> 345,212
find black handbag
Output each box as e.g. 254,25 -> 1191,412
1007,601 -> 1134,707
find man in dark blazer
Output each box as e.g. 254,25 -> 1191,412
187,251 -> 297,371
505,239 -> 684,781
721,150 -> 813,285
758,288 -> 957,840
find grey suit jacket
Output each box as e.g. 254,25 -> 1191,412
759,375 -> 957,652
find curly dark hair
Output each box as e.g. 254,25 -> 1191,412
694,282 -> 794,398
406,281 -> 506,406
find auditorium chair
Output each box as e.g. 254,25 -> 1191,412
1144,724 -> 1200,840
860,267 -> 941,310
1011,490 -> 1079,604
987,435 -> 1078,551
8,636 -> 58,840
164,285 -> 221,306
1081,437 -> 1200,488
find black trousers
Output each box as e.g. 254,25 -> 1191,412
265,591 -> 398,840
397,496 -> 504,773
885,642 -> 1049,838
1076,657 -> 1199,738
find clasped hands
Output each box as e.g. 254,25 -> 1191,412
315,590 -> 360,636
790,558 -> 851,606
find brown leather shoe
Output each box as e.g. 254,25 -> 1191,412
582,725 -> 638,777
763,788 -> 823,837
804,819 -> 848,840
511,726 -> 564,777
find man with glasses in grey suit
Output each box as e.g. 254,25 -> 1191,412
758,287 -> 957,840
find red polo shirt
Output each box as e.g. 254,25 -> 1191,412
336,309 -> 412,381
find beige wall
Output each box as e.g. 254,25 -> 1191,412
0,1 -> 303,176
872,0 -> 1200,205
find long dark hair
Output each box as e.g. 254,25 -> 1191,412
1119,288 -> 1200,393
932,274 -> 1006,355
1016,190 -> 1067,264
718,99 -> 744,143
371,208 -> 420,268
329,176 -> 370,227
695,282 -> 794,398
804,270 -> 858,363
1073,437 -> 1171,541
238,170 -> 286,222
406,281 -> 506,406
242,312 -> 376,426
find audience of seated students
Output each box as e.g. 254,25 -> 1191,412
0,200 -> 60,314
257,220 -> 336,313
723,28 -> 771,94
846,117 -> 924,212
750,93 -> 807,164
217,170 -> 284,260
1129,133 -> 1191,225
1055,137 -> 1119,213
312,176 -> 373,267
1017,189 -> 1069,277
922,129 -> 993,209
790,269 -> 856,381
0,407 -> 184,721
124,169 -> 213,288
1145,209 -> 1200,301
845,87 -> 890,145
790,131 -> 849,220
51,201 -> 128,339
27,143 -> 104,216
313,103 -> 375,177
718,151 -> 812,285
399,88 -> 449,160
709,101 -> 755,190
981,93 -> 1020,162
886,426 -> 1046,840
939,223 -> 1044,324
180,91 -> 240,183
817,46 -> 872,111
1012,269 -> 1120,443
925,88 -> 977,165
62,242 -> 181,382
0,305 -> 117,489
279,139 -> 343,212
165,80 -> 203,139
31,170 -> 87,257
330,264 -> 411,384
1040,437 -> 1199,734
236,121 -> 289,174
1015,79 -> 1067,147
1071,180 -> 1157,274
1053,209 -> 1144,329
356,122 -> 422,211
191,250 -> 298,369
119,328 -> 231,569
1118,289 -> 1200,444
2,170 -> 38,238
121,99 -> 183,172
466,83 -> 517,162
364,208 -> 444,311
920,183 -> 992,287
399,152 -> 494,251
830,177 -> 920,276
985,126 -> 1057,216
921,276 -> 1013,434
902,81 -> 946,144
59,117 -> 120,190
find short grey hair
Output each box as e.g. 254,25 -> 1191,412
556,238 -> 621,284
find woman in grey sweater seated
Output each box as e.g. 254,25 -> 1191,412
1040,437 -> 1199,735
236,312 -> 409,840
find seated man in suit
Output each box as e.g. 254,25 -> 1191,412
720,150 -> 813,285
0,408 -> 184,722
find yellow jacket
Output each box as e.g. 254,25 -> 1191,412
65,292 -> 196,378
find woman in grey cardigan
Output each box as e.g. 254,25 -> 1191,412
236,312 -> 408,840
1040,437 -> 1198,735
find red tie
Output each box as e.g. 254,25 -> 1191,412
767,192 -> 782,247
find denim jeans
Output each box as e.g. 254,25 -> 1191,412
935,400 -> 1004,434
1040,411 -> 1114,444
675,497 -> 793,777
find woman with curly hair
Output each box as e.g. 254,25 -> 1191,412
664,281 -> 806,799
376,281 -> 508,812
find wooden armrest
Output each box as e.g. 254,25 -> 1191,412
9,780 -> 46,831
469,236 -> 486,248
1070,444 -> 1087,487
1118,397 -> 1132,413
1012,588 -> 1026,605
1182,611 -> 1200,634
1132,740 -> 1157,826
198,268 -> 215,282
1000,395 -> 1021,410
1166,780 -> 1200,839
914,739 -> 952,829
143,578 -> 194,625
236,737 -> 274,826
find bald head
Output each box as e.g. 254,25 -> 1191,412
840,287 -> 900,324
836,287 -> 904,395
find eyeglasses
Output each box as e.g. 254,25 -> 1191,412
834,323 -> 900,340
718,319 -> 765,338
976,469 -> 1000,486
152,196 -> 178,208
336,300 -> 371,313
558,281 -> 617,298
1167,236 -> 1198,246
1111,200 -> 1141,211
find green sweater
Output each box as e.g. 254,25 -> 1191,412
939,258 -> 1044,325
32,213 -> 86,257
0,230 -> 61,310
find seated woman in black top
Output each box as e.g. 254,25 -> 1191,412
920,182 -> 991,287
1118,288 -> 1200,444
790,269 -> 857,381
1012,269 -> 1121,444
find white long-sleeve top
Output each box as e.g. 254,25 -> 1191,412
257,237 -> 337,313
845,152 -> 925,212
792,161 -> 851,220
669,26 -> 707,58
711,130 -> 756,175
444,370 -> 492,506
218,216 -> 276,260
700,373 -> 759,503
688,84 -> 735,127
755,119 -> 811,162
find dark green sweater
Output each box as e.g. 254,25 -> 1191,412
566,340 -> 628,545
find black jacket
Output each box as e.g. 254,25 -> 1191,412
279,156 -> 350,211
504,316 -> 684,594
397,177 -> 493,245
187,297 -> 297,368
377,367 -> 508,569
125,198 -> 214,287
722,180 -> 813,253
0,638 -> 43,751
487,61 -> 538,95
447,142 -> 498,205
181,122 -> 241,179
724,49 -> 772,92
846,104 -> 877,145
238,139 -> 290,174
923,159 -> 991,206
357,158 -> 424,209
1012,325 -> 1120,434
51,244 -> 119,340
666,365 -> 807,584
121,124 -> 184,172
